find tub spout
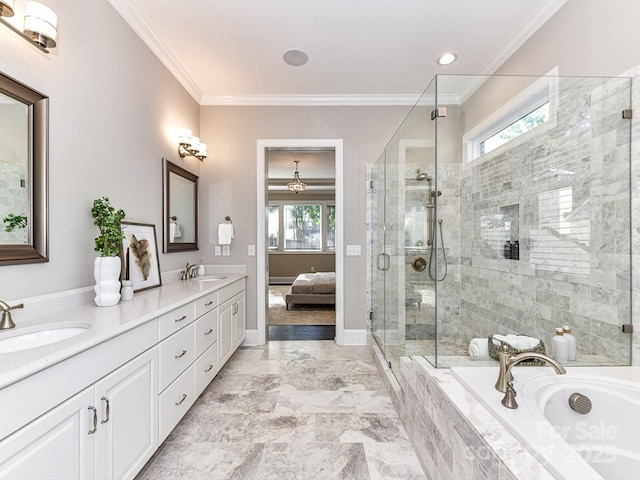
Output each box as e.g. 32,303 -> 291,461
495,349 -> 566,393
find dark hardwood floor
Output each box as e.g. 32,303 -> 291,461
268,325 -> 336,341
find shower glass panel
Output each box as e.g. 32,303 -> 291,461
371,73 -> 632,374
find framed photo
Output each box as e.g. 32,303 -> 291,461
121,222 -> 162,293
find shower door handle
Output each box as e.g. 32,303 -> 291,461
377,253 -> 390,271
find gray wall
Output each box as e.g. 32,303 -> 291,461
269,253 -> 335,279
0,0 -> 201,301
199,106 -> 411,331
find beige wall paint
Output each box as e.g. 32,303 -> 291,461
0,0 -> 200,301
199,106 -> 411,330
269,253 -> 335,278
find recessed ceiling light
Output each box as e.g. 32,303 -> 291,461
437,52 -> 457,66
283,49 -> 309,67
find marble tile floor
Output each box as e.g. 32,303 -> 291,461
137,341 -> 427,480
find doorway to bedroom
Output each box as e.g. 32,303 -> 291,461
267,149 -> 336,340
256,139 -> 344,344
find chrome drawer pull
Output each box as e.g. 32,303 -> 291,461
204,328 -> 213,335
204,300 -> 214,306
204,364 -> 214,372
175,394 -> 187,406
175,349 -> 187,359
88,406 -> 98,434
100,397 -> 110,424
174,315 -> 187,323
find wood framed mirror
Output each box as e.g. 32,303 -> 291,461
0,71 -> 48,265
163,159 -> 198,252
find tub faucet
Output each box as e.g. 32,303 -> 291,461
0,300 -> 24,330
495,348 -> 566,409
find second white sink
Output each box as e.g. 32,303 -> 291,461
0,323 -> 90,354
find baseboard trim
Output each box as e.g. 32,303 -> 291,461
342,329 -> 367,346
243,329 -> 259,346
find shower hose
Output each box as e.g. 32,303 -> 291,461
428,218 -> 447,282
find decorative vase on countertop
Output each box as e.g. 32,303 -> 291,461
94,256 -> 121,306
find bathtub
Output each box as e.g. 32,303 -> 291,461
451,366 -> 640,480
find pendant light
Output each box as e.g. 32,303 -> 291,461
287,160 -> 306,193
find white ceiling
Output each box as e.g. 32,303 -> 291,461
108,0 -> 567,106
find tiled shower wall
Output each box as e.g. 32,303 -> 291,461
0,161 -> 28,244
369,74 -> 636,366
458,77 -> 632,364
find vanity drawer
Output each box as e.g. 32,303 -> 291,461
195,342 -> 219,397
159,323 -> 195,391
159,365 -> 195,443
195,308 -> 218,358
195,291 -> 218,318
159,303 -> 195,340
218,278 -> 245,304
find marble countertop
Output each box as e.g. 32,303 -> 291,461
0,272 -> 246,389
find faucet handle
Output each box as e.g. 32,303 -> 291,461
9,303 -> 23,311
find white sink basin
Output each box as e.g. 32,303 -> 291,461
0,323 -> 90,354
197,276 -> 226,282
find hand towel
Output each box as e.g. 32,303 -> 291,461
492,334 -> 540,350
469,338 -> 489,357
218,223 -> 234,245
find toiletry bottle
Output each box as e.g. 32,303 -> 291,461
562,326 -> 576,361
504,241 -> 512,259
552,328 -> 568,363
513,241 -> 520,260
197,260 -> 205,276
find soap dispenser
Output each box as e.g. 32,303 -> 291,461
552,328 -> 568,364
197,260 -> 205,276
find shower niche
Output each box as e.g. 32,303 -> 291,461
370,73 -> 632,374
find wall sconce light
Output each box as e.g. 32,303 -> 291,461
178,128 -> 207,161
0,0 -> 58,53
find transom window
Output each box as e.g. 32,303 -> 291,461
480,102 -> 550,155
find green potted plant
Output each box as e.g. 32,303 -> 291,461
91,197 -> 126,306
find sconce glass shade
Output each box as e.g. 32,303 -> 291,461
178,128 -> 207,161
178,128 -> 193,146
23,1 -> 57,48
0,0 -> 15,17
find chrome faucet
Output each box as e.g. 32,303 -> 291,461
495,347 -> 566,409
180,263 -> 199,280
0,300 -> 24,330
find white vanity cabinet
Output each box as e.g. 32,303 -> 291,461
217,279 -> 246,366
0,274 -> 247,480
0,347 -> 158,480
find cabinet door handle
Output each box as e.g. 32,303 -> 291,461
175,394 -> 188,406
204,328 -> 213,335
174,315 -> 187,323
204,364 -> 214,372
100,396 -> 110,424
88,406 -> 98,434
175,349 -> 187,359
204,300 -> 214,306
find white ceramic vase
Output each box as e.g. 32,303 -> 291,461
94,256 -> 122,307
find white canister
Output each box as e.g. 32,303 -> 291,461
562,326 -> 577,361
552,328 -> 568,364
121,280 -> 134,301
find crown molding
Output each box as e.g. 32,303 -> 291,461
200,94 -> 422,106
107,0 -> 203,103
457,0 -> 568,102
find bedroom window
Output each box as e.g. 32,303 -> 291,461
267,204 -> 279,249
269,202 -> 334,252
284,205 -> 321,250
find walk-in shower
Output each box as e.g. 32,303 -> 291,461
369,73 -> 632,375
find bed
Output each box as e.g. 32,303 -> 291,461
285,272 -> 336,310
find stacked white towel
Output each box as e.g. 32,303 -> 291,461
492,334 -> 540,350
468,338 -> 489,357
218,223 -> 234,245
